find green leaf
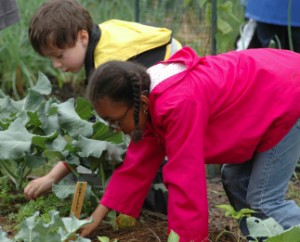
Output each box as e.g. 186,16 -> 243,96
0,227 -> 12,242
216,204 -> 236,217
15,211 -> 41,241
217,17 -> 233,35
97,236 -> 111,242
247,217 -> 284,237
75,136 -> 109,158
0,89 -> 6,98
76,237 -> 92,242
0,160 -> 25,189
42,149 -> 64,164
15,210 -> 92,242
0,118 -> 33,160
92,121 -> 123,143
62,213 -> 93,235
27,111 -> 42,128
31,131 -> 58,149
219,1 -> 233,14
24,89 -> 45,111
37,99 -> 60,134
24,154 -> 46,169
16,210 -> 63,242
65,154 -> 80,166
219,1 -> 240,23
53,99 -> 93,138
30,72 -> 52,95
266,226 -> 300,242
52,183 -> 91,200
168,230 -> 180,242
75,136 -> 125,162
0,96 -> 24,120
216,204 -> 256,219
75,97 -> 93,120
51,135 -> 68,151
239,208 -> 257,217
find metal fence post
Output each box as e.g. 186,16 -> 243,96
135,0 -> 140,22
211,0 -> 217,55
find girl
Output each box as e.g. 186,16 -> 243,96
81,46 -> 300,241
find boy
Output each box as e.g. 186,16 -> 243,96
25,0 -> 181,214
28,0 -> 182,82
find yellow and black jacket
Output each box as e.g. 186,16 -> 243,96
84,19 -> 182,83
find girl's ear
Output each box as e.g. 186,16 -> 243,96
140,94 -> 149,112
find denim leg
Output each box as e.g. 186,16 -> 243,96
222,119 -> 300,236
246,120 -> 300,229
221,161 -> 252,211
221,160 -> 254,235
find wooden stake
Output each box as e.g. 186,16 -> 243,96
70,181 -> 87,218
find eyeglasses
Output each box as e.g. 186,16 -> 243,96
107,106 -> 131,129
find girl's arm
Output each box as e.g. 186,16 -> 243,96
80,204 -> 111,237
161,97 -> 209,241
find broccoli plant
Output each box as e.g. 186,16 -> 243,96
0,211 -> 93,242
0,72 -> 126,192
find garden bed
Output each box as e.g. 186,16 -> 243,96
1,173 -> 300,241
0,177 -> 246,241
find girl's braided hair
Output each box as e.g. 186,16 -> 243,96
87,61 -> 151,142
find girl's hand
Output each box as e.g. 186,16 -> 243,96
80,204 -> 111,237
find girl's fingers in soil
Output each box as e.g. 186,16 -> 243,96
80,221 -> 98,237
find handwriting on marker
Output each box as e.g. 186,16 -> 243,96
70,182 -> 87,218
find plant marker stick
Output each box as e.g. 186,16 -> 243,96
71,181 -> 87,218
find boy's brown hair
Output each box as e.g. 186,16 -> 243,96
29,0 -> 93,55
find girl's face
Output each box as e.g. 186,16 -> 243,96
94,96 -> 149,135
41,30 -> 88,73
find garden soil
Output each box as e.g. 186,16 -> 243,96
87,177 -> 248,242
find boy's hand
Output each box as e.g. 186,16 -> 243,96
24,175 -> 54,199
24,161 -> 70,200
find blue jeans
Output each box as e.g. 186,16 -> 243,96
221,119 -> 300,236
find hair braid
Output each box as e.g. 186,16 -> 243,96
127,72 -> 143,142
88,61 -> 151,142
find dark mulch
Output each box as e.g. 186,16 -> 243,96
86,178 -> 247,242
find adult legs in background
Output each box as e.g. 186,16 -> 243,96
256,22 -> 300,53
256,22 -> 287,48
222,119 -> 300,236
290,26 -> 300,53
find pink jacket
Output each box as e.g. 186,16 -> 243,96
101,47 -> 300,241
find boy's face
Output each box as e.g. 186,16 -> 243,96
41,30 -> 89,73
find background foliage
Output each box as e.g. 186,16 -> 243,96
0,0 -> 244,100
